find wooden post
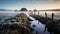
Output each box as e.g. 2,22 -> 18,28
34,11 -> 35,15
38,11 -> 39,16
45,13 -> 48,20
38,11 -> 39,24
34,10 -> 35,15
51,13 -> 54,22
44,13 -> 48,32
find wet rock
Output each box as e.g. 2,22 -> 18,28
0,13 -> 32,34
32,25 -> 36,27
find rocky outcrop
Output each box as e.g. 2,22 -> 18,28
0,13 -> 33,34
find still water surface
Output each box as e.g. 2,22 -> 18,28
0,11 -> 59,34
30,11 -> 60,20
0,11 -> 60,23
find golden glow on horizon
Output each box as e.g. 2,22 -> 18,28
34,3 -> 60,10
8,3 -> 60,10
1,0 -> 60,10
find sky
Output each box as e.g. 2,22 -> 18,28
0,0 -> 60,10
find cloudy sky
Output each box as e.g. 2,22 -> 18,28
0,0 -> 60,10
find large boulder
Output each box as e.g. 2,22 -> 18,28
20,8 -> 28,11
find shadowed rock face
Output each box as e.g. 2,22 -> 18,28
30,14 -> 60,34
0,13 -> 32,34
20,8 -> 27,11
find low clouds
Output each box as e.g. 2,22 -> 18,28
50,0 -> 60,2
25,0 -> 60,4
0,0 -> 60,10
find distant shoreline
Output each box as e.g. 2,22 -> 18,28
0,9 -> 60,11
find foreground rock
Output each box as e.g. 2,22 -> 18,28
0,13 -> 33,34
30,14 -> 60,34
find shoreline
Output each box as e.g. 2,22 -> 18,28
30,14 -> 59,24
30,14 -> 60,34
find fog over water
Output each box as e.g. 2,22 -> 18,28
31,11 -> 60,20
0,11 -> 60,34
0,11 -> 60,22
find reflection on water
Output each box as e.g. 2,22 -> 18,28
0,11 -> 60,23
0,11 -> 30,23
31,11 -> 60,20
30,20 -> 50,34
0,11 -> 60,34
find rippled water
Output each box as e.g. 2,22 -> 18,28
0,11 -> 60,23
0,11 -> 30,23
30,11 -> 60,20
29,16 -> 49,34
0,11 -> 59,34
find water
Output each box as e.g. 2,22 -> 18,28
0,11 -> 59,34
0,11 -> 30,23
0,11 -> 60,19
29,16 -> 49,34
0,11 -> 60,23
31,11 -> 60,20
